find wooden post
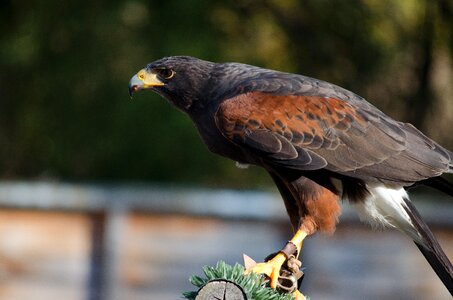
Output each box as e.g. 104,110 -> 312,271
88,212 -> 107,300
196,280 -> 247,300
87,207 -> 126,300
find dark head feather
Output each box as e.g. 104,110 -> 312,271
144,56 -> 215,112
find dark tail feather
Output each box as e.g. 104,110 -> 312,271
415,242 -> 453,296
421,176 -> 453,197
403,198 -> 453,296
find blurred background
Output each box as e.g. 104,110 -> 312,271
1,0 -> 453,299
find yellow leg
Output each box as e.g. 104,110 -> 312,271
245,228 -> 309,289
289,229 -> 308,259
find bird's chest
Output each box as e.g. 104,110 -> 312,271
192,115 -> 256,164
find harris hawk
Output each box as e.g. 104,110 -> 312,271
129,56 -> 453,298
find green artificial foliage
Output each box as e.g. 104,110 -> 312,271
183,261 -> 295,300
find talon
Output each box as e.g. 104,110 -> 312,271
245,227 -> 311,292
245,252 -> 286,288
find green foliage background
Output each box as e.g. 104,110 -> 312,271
1,0 -> 453,187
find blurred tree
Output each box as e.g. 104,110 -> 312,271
0,0 -> 452,186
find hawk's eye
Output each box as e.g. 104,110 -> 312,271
155,68 -> 175,80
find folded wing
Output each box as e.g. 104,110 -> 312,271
215,92 -> 452,185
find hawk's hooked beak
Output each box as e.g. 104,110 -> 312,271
128,69 -> 165,98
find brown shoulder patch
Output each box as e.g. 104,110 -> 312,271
216,92 -> 367,150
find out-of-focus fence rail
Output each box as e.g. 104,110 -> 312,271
0,181 -> 288,300
0,181 -> 452,300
